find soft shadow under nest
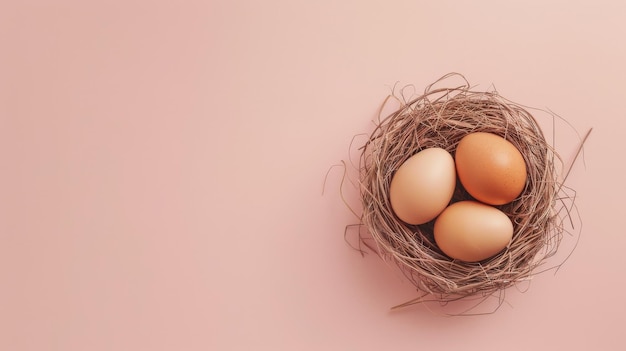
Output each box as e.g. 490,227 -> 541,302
358,76 -> 577,308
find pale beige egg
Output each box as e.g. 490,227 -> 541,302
434,201 -> 513,262
389,148 -> 456,225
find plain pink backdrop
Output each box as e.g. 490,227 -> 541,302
1,0 -> 624,350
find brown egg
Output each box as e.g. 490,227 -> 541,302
434,201 -> 513,262
455,132 -> 527,205
389,148 -> 456,225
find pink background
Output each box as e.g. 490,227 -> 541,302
1,0 -> 624,350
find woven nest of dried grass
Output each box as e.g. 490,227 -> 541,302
358,74 -> 577,309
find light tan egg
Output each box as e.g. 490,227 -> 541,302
455,132 -> 527,205
434,201 -> 513,262
389,148 -> 456,225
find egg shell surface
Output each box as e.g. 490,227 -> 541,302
455,132 -> 527,205
389,148 -> 456,225
434,200 -> 513,262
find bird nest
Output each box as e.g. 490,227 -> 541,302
357,74 -> 579,310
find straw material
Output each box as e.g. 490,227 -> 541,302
358,74 -> 569,307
